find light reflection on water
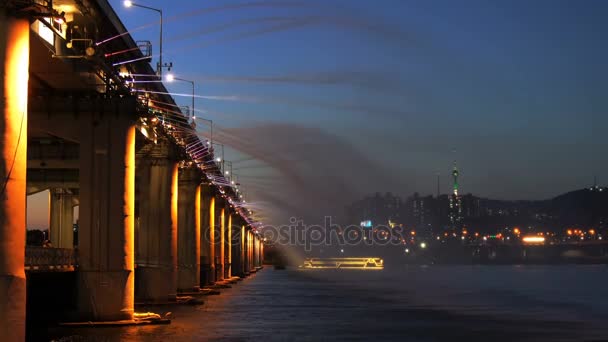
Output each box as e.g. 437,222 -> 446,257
52,265 -> 608,341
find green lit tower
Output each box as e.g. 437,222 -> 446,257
449,161 -> 462,226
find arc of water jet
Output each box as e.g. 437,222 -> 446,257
168,16 -> 298,43
139,89 -> 407,117
97,1 -> 314,46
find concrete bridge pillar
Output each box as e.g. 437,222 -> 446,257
200,187 -> 215,285
0,12 -> 29,341
252,235 -> 256,269
49,189 -> 74,248
136,155 -> 178,302
229,217 -> 240,276
260,239 -> 264,266
244,229 -> 249,273
177,167 -> 201,292
216,198 -> 225,281
77,103 -> 137,321
251,232 -> 256,270
225,211 -> 232,279
247,230 -> 253,272
254,235 -> 259,268
240,224 -> 246,275
237,224 -> 246,276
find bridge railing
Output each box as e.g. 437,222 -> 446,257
25,247 -> 78,272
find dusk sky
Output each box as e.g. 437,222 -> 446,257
29,0 -> 608,227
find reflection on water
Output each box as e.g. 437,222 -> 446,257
51,265 -> 608,341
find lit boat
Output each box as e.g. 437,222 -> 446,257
300,257 -> 384,270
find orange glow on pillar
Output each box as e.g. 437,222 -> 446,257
2,15 -> 29,275
171,163 -> 178,275
123,124 -> 136,315
124,125 -> 135,270
227,213 -> 232,277
249,231 -> 253,270
241,225 -> 245,272
260,241 -> 264,265
0,16 -> 29,340
195,185 -> 201,274
209,197 -> 215,268
220,207 -> 225,274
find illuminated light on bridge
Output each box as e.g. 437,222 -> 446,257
522,236 -> 545,244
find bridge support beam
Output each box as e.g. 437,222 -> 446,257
49,189 -> 74,248
259,237 -> 264,266
247,230 -> 253,272
76,105 -> 136,321
243,229 -> 248,273
217,201 -> 225,281
238,224 -> 246,276
226,211 -> 232,279
254,235 -> 259,268
136,156 -> 178,302
0,13 -> 29,341
200,187 -> 215,285
177,167 -> 200,292
251,231 -> 256,270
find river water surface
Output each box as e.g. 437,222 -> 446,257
52,265 -> 608,341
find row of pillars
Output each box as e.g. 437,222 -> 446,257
0,13 -> 263,341
135,161 -> 263,303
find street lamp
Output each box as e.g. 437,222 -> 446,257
197,117 -> 213,146
123,1 -> 172,76
224,160 -> 233,178
166,75 -> 212,144
212,142 -> 225,173
165,74 -> 197,122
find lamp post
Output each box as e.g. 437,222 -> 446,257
224,160 -> 233,178
166,74 -> 194,119
124,1 -> 171,76
212,142 -> 225,173
165,74 -> 213,145
197,117 -> 213,146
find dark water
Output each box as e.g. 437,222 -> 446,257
52,265 -> 608,341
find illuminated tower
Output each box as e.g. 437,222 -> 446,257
449,161 -> 462,226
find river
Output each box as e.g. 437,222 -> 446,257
50,265 -> 608,341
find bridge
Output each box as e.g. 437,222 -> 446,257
0,1 -> 264,340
